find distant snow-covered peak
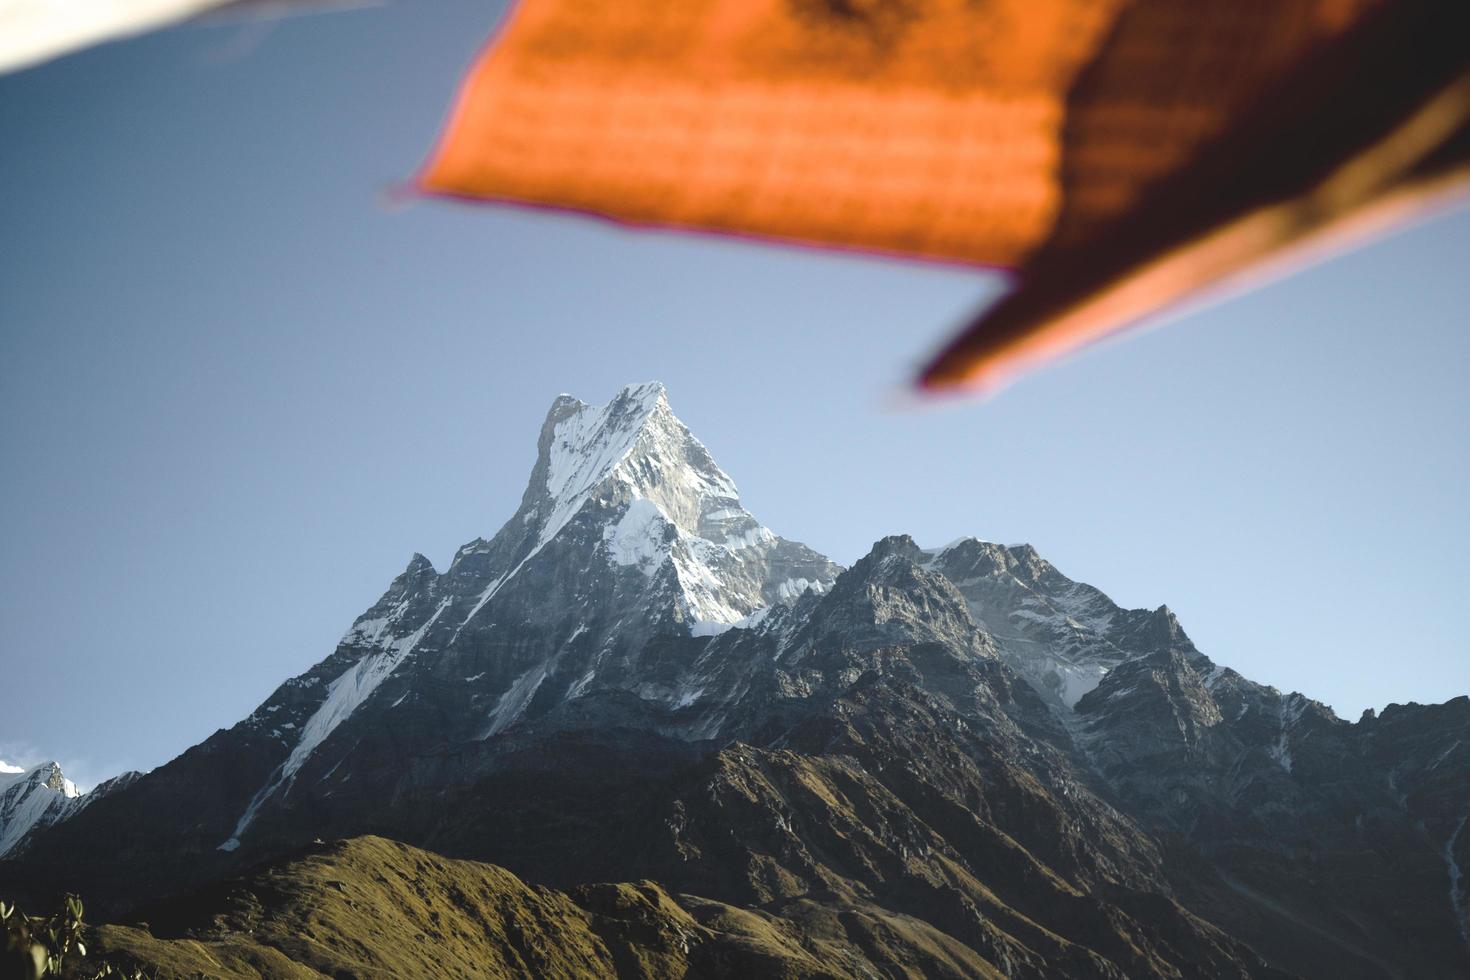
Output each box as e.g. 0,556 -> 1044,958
25,761 -> 81,799
0,760 -> 86,857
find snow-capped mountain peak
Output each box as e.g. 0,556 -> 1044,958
445,382 -> 835,634
217,384 -> 841,851
527,381 -> 749,550
0,760 -> 82,857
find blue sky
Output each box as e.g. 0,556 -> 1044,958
2,1 -> 1467,789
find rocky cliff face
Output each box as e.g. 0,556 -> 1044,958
1074,654 -> 1470,977
8,383 -> 1468,979
918,538 -> 1199,708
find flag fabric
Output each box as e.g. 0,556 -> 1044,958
418,0 -> 1470,393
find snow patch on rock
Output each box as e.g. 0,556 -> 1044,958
221,598 -> 452,852
1447,814 -> 1470,951
482,663 -> 549,739
604,498 -> 670,574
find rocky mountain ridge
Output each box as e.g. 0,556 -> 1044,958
6,383 -> 1467,978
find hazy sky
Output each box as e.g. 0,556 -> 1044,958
2,1 -> 1467,789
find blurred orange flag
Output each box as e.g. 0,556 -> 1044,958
418,0 -> 1469,394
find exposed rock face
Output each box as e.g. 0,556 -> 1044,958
1074,663 -> 1470,979
8,383 -> 1467,978
919,538 -> 1199,708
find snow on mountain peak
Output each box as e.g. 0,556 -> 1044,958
509,382 -> 817,628
533,381 -> 739,543
215,384 -> 843,851
543,382 -> 667,498
0,760 -> 84,857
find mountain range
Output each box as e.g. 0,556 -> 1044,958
3,382 -> 1466,978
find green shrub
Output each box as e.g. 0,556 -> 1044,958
1,896 -> 148,980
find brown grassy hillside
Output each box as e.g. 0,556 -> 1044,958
76,836 -> 1011,979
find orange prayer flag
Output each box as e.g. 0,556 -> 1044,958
418,0 -> 1470,394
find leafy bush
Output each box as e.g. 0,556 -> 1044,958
1,896 -> 147,980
